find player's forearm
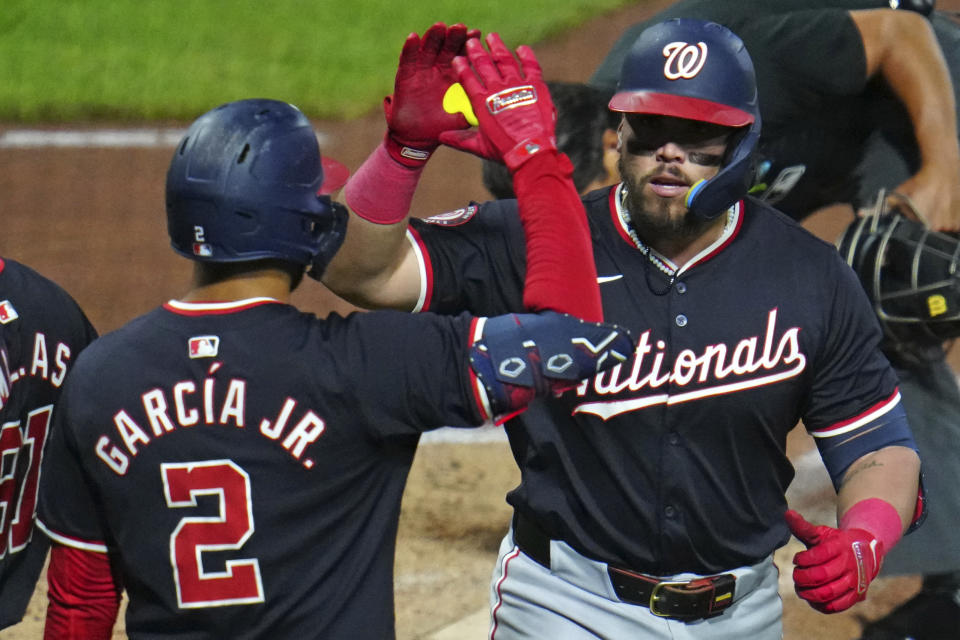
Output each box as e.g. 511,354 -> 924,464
321,210 -> 420,310
44,543 -> 121,640
320,142 -> 424,311
836,445 -> 921,533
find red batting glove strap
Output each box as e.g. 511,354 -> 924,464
513,151 -> 603,323
502,135 -> 557,172
343,141 -> 425,226
384,128 -> 436,167
785,509 -> 887,613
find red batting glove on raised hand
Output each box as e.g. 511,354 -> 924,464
383,22 -> 476,167
440,33 -> 557,171
785,509 -> 885,613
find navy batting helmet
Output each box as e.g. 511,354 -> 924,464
166,98 -> 350,278
609,18 -> 760,219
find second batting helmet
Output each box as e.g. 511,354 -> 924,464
609,18 -> 760,219
166,98 -> 349,278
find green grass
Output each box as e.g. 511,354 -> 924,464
0,0 -> 635,122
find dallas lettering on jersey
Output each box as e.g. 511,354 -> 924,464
95,363 -> 324,475
0,332 -> 74,410
573,309 -> 805,419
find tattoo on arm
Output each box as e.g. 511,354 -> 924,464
846,459 -> 884,484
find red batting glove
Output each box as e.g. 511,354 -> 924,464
785,509 -> 885,613
439,33 -> 557,171
384,22 -> 476,167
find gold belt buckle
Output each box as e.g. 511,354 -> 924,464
648,580 -> 688,617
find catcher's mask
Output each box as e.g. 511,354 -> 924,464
836,193 -> 960,351
166,98 -> 350,279
608,18 -> 760,220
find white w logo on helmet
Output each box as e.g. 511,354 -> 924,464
662,41 -> 708,79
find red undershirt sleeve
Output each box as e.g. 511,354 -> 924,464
512,151 -> 603,322
45,543 -> 122,640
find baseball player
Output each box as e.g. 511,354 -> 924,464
591,3 -> 960,638
321,20 -> 926,638
34,94 -> 632,639
0,257 -> 97,630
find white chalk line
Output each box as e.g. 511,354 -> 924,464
0,128 -> 187,148
0,128 -> 330,149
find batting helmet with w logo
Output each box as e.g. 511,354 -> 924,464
608,18 -> 760,220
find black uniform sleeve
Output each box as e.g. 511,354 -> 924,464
410,199 -> 528,317
800,249 -> 900,430
37,376 -> 111,550
321,310 -> 488,439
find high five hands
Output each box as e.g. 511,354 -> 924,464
384,23 -> 558,171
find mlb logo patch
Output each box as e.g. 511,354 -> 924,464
193,243 -> 214,257
0,300 -> 18,324
188,336 -> 220,358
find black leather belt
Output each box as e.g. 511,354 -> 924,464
512,512 -> 736,621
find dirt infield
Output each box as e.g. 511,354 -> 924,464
0,1 -> 951,637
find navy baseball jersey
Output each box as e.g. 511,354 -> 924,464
37,299 -> 493,639
408,186 -> 911,575
0,257 -> 97,628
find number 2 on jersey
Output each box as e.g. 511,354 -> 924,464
162,460 -> 265,608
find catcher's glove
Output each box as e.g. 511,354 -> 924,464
836,189 -> 960,366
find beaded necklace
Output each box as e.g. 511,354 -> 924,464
618,186 -> 677,296
618,185 -> 734,296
